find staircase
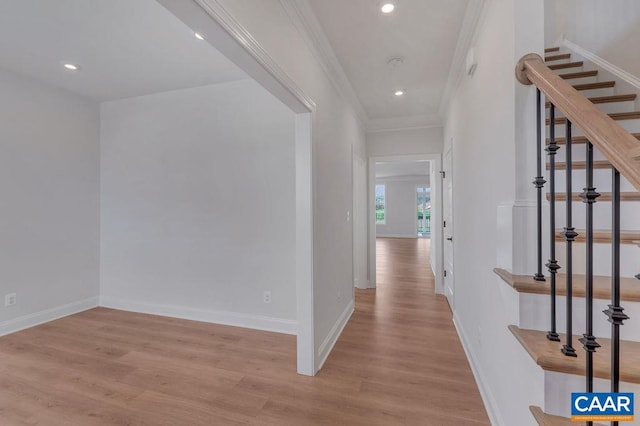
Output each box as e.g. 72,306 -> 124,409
503,47 -> 640,425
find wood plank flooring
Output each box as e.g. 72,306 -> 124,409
0,237 -> 489,425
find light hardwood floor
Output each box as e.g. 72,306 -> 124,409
0,238 -> 489,425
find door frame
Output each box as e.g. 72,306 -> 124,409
442,147 -> 454,308
367,154 -> 443,292
415,184 -> 431,238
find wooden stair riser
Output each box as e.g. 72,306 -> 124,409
545,47 -> 560,54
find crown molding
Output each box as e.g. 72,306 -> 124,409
438,0 -> 489,117
366,114 -> 443,133
279,0 -> 368,124
182,0 -> 316,113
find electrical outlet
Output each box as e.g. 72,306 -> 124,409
5,293 -> 16,307
263,291 -> 271,304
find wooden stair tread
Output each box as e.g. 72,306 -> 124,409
548,192 -> 640,202
545,47 -> 560,53
546,111 -> 640,125
572,81 -> 616,91
546,94 -> 637,108
554,229 -> 640,245
509,326 -> 640,383
546,132 -> 640,145
547,160 -> 611,170
559,70 -> 598,80
549,61 -> 583,70
545,53 -> 571,62
494,268 -> 640,302
530,406 -> 606,426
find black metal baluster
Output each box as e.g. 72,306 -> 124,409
579,142 -> 600,426
534,89 -> 546,282
545,104 -> 560,342
561,120 -> 577,357
604,168 -> 629,426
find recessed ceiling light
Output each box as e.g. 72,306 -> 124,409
381,2 -> 396,13
395,90 -> 405,96
194,32 -> 204,41
63,63 -> 79,71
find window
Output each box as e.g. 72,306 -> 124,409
417,186 -> 431,236
375,184 -> 386,224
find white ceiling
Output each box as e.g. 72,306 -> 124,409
376,160 -> 430,178
0,0 -> 247,101
307,0 -> 470,123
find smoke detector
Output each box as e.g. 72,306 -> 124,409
387,57 -> 404,68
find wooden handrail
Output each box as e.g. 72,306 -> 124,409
516,53 -> 640,192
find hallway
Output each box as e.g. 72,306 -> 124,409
0,238 -> 489,426
321,237 -> 490,425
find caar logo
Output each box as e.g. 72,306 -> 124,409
571,393 -> 634,422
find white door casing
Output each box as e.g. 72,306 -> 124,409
443,147 -> 454,309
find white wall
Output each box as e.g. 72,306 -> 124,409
367,127 -> 443,157
443,0 -> 545,424
544,0 -> 557,47
0,68 -> 100,333
353,150 -> 369,289
213,0 -> 367,366
375,178 -> 428,238
548,0 -> 640,77
100,79 -> 297,332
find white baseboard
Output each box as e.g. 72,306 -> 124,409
453,313 -> 504,426
0,297 -> 99,337
376,234 -> 418,239
562,38 -> 640,90
99,297 -> 297,335
316,299 -> 355,372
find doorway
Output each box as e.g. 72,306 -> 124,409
368,154 -> 443,293
416,186 -> 431,238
